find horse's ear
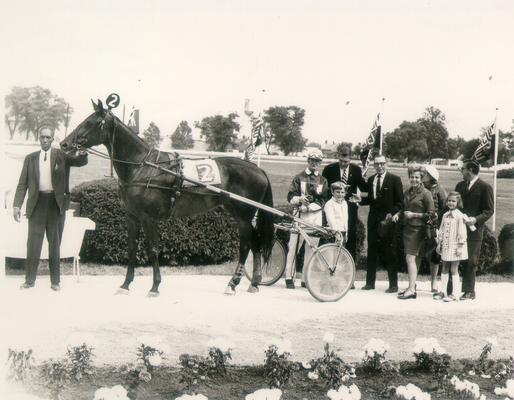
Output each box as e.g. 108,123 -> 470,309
91,99 -> 98,112
97,99 -> 105,111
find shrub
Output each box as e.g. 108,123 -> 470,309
497,168 -> 514,179
495,223 -> 514,274
66,343 -> 94,382
263,340 -> 295,388
71,179 -> 239,265
40,358 -> 71,400
477,225 -> 499,275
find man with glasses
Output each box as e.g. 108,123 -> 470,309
284,148 -> 329,289
455,160 -> 494,300
352,155 -> 403,292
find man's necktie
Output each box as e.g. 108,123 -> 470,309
341,167 -> 348,185
44,151 -> 47,161
376,174 -> 382,193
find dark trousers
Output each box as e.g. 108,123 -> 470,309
461,239 -> 482,294
25,193 -> 65,285
366,221 -> 397,288
345,203 -> 358,260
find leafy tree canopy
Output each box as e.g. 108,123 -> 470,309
171,120 -> 194,149
142,122 -> 161,148
264,106 -> 306,156
5,86 -> 72,140
195,113 -> 240,152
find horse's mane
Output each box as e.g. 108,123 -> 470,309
109,112 -> 149,149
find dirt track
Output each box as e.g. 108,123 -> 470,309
1,275 -> 513,367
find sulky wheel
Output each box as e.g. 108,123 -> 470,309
304,243 -> 355,302
244,239 -> 286,286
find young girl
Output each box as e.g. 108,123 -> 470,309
435,192 -> 468,302
324,182 -> 348,245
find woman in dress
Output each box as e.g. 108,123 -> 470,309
393,164 -> 435,300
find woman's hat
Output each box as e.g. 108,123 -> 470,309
424,165 -> 439,181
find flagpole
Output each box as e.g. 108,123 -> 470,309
492,108 -> 499,232
379,97 -> 385,155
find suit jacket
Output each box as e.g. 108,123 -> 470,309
13,148 -> 88,218
322,162 -> 367,201
360,171 -> 404,225
455,178 -> 494,241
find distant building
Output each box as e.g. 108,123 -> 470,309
321,140 -> 339,157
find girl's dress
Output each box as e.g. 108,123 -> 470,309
437,208 -> 468,261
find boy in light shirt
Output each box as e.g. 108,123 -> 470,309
324,182 -> 348,245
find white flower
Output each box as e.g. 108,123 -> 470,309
301,361 -> 312,369
207,339 -> 233,353
480,374 -> 491,379
175,394 -> 208,400
486,337 -> 499,347
245,388 -> 282,400
396,383 -> 431,400
327,384 -> 362,400
349,384 -> 361,400
94,385 -> 129,400
468,370 -> 476,376
308,371 -> 319,380
363,338 -> 390,355
494,379 -> 514,398
413,338 -> 446,355
147,354 -> 163,367
323,332 -> 335,344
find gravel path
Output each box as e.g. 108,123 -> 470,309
2,275 -> 513,367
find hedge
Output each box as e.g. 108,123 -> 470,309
71,179 -> 365,267
71,179 -> 239,265
497,168 -> 514,179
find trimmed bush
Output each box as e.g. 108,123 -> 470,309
71,179 -> 239,265
497,168 -> 514,179
477,225 -> 499,275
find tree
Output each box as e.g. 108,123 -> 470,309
384,121 -> 429,162
447,136 -> 466,159
419,106 -> 449,159
195,113 -> 240,152
264,106 -> 306,155
5,86 -> 72,140
142,122 -> 161,148
171,120 -> 194,149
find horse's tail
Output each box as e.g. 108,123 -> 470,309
256,175 -> 274,264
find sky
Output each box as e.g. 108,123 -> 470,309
1,0 -> 514,145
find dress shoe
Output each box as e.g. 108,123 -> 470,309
398,290 -> 417,300
443,294 -> 457,302
361,284 -> 375,290
460,292 -> 476,300
385,287 -> 398,293
432,292 -> 445,300
350,283 -> 355,290
50,284 -> 61,291
285,279 -> 295,289
20,283 -> 34,290
301,281 -> 306,288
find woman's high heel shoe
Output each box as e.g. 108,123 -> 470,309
398,290 -> 417,300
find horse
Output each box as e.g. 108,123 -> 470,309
60,100 -> 274,297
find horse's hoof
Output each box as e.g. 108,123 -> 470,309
147,291 -> 160,298
224,285 -> 236,296
115,288 -> 130,295
247,285 -> 259,293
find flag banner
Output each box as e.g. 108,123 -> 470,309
360,113 -> 381,175
127,108 -> 140,134
243,114 -> 265,162
472,122 -> 495,164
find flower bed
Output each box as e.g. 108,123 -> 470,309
6,336 -> 514,400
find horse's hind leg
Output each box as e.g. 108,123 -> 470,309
141,218 -> 162,297
249,227 -> 263,292
118,213 -> 140,294
225,216 -> 252,295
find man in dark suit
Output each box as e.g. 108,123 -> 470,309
13,127 -> 88,290
455,160 -> 494,300
353,155 -> 404,292
322,146 -> 367,260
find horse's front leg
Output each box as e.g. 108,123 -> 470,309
141,219 -> 162,297
225,218 -> 252,295
118,213 -> 140,294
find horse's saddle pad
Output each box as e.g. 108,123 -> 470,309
181,159 -> 221,187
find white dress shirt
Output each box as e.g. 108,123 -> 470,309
39,150 -> 53,191
324,198 -> 348,232
468,175 -> 479,190
373,171 -> 387,198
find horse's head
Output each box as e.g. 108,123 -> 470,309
60,99 -> 116,153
